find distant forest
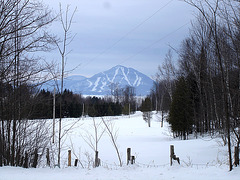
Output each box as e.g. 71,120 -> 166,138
30,88 -> 138,119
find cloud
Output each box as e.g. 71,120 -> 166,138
42,0 -> 196,78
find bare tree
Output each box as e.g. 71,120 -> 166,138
102,118 -> 122,167
156,49 -> 176,101
51,4 -> 77,167
82,118 -> 105,167
0,0 -> 56,167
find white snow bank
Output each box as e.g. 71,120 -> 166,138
1,165 -> 239,180
0,111 -> 239,180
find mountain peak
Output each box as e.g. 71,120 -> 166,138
112,65 -> 125,69
42,65 -> 154,96
81,65 -> 154,95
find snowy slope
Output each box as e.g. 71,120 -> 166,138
79,65 -> 154,95
42,65 -> 154,96
1,112 -> 239,180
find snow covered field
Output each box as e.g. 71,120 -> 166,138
1,112 -> 239,180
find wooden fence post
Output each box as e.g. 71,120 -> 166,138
170,145 -> 180,166
95,151 -> 100,167
68,150 -> 71,167
127,148 -> 131,165
74,159 -> 78,167
131,156 -> 135,164
46,148 -> 50,167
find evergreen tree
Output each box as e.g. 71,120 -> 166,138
168,76 -> 193,139
122,104 -> 129,115
141,97 -> 152,127
107,105 -> 114,116
141,97 -> 152,112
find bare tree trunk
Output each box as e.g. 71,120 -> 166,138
102,118 -> 122,167
55,4 -> 77,167
53,87 -> 56,143
0,129 -> 2,167
81,118 -> 105,168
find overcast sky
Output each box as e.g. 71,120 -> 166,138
42,0 -> 196,79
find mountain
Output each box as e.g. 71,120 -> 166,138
43,65 -> 154,96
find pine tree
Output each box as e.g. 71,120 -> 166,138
168,76 -> 193,139
122,104 -> 129,115
141,97 -> 152,127
107,105 -> 114,116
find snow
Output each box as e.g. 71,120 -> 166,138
99,77 -> 107,91
133,72 -> 139,86
136,76 -> 142,87
1,112 -> 239,180
106,74 -> 111,82
112,66 -> 120,82
133,72 -> 138,86
120,66 -> 131,86
1,165 -> 239,180
87,79 -> 93,88
92,77 -> 101,91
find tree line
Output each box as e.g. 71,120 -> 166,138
150,0 -> 240,171
31,88 -> 137,119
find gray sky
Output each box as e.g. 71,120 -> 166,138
43,0 -> 196,79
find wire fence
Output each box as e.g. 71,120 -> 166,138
45,154 -> 225,170
135,161 -> 170,168
62,158 -> 221,170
